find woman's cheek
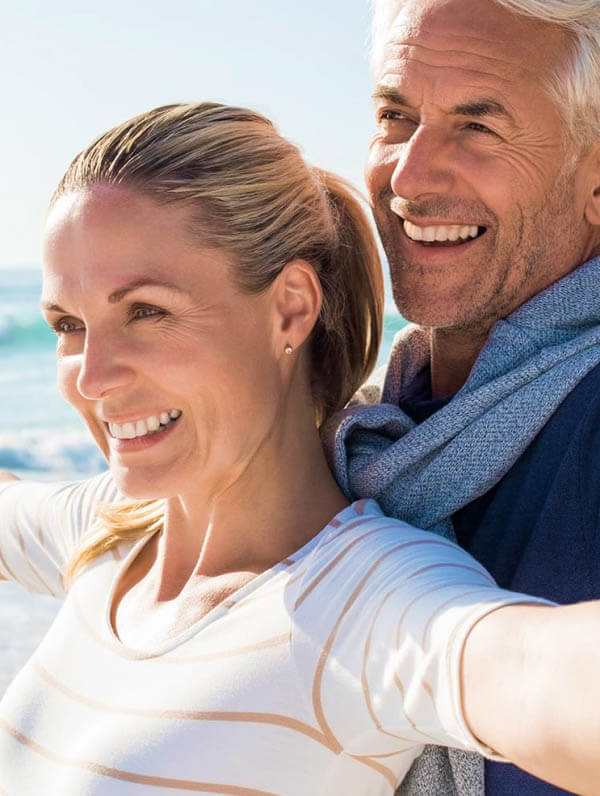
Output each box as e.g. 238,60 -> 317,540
56,356 -> 82,407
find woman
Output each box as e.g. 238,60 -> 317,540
0,102 -> 598,795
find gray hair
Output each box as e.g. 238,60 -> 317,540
371,0 -> 600,147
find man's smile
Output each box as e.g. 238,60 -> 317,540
402,218 -> 486,246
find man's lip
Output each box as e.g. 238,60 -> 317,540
398,233 -> 485,259
395,214 -> 486,228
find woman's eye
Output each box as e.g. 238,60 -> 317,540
52,317 -> 83,334
130,304 -> 165,321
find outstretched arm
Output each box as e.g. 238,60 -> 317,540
0,472 -> 119,595
0,471 -> 20,580
463,601 -> 600,795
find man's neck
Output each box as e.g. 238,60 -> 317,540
430,326 -> 491,398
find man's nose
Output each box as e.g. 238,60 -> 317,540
390,126 -> 454,201
76,334 -> 135,400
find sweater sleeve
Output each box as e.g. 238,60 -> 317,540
289,503 -> 552,763
0,471 -> 120,598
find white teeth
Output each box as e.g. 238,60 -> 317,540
121,423 -> 137,440
135,419 -> 147,437
147,415 -> 160,432
403,219 -> 481,243
108,410 -> 182,440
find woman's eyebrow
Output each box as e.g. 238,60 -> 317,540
108,278 -> 189,304
40,300 -> 65,312
40,279 -> 189,313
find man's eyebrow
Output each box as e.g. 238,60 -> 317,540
372,86 -> 409,106
372,87 -> 515,124
40,278 -> 189,312
451,99 -> 515,123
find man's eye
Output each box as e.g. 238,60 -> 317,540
466,122 -> 497,135
377,109 -> 409,123
52,317 -> 83,334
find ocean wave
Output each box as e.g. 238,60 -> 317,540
0,311 -> 55,349
0,428 -> 106,479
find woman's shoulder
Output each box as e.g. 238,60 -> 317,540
314,499 -> 473,570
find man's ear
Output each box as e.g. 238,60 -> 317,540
271,259 -> 322,353
583,143 -> 600,226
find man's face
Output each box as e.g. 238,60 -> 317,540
366,0 -> 599,332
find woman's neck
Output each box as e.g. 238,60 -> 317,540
153,409 -> 348,601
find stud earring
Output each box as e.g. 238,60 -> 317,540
284,343 -> 293,355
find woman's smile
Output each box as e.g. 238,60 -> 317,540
107,409 -> 183,440
104,409 -> 184,455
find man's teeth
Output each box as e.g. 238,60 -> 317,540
109,410 -> 182,440
403,220 -> 480,243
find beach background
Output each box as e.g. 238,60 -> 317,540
0,266 -> 405,695
3,0 -> 401,701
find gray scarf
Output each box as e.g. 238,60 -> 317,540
324,255 -> 600,794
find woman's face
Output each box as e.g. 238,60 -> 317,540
42,185 -> 286,502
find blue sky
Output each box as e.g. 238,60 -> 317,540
2,0 -> 376,268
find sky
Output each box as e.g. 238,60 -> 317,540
2,0 -> 377,269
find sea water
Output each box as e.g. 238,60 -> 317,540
0,267 -> 407,695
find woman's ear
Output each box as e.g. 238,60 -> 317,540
271,259 -> 322,353
583,143 -> 600,226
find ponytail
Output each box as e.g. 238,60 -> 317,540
310,169 -> 384,426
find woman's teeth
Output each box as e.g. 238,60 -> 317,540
109,410 -> 182,440
403,219 -> 481,244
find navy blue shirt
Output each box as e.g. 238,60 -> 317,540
398,363 -> 600,796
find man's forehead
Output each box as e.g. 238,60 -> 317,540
379,0 -> 568,77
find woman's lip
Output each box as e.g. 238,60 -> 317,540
102,409 -> 179,425
107,416 -> 180,452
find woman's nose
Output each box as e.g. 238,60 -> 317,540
389,126 -> 455,202
76,335 -> 135,400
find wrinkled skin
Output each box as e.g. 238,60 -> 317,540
366,0 -> 600,345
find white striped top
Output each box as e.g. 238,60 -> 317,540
0,474 -> 543,795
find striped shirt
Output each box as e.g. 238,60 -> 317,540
0,474 -> 541,795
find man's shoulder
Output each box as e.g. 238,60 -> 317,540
350,364 -> 387,407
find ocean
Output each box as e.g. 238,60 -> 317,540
0,266 -> 406,696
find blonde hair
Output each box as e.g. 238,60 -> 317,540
57,102 -> 384,581
370,0 -> 600,147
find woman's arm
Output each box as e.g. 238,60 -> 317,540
463,601 -> 600,795
0,472 -> 20,581
0,472 -> 118,595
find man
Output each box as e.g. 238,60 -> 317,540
332,0 -> 600,793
